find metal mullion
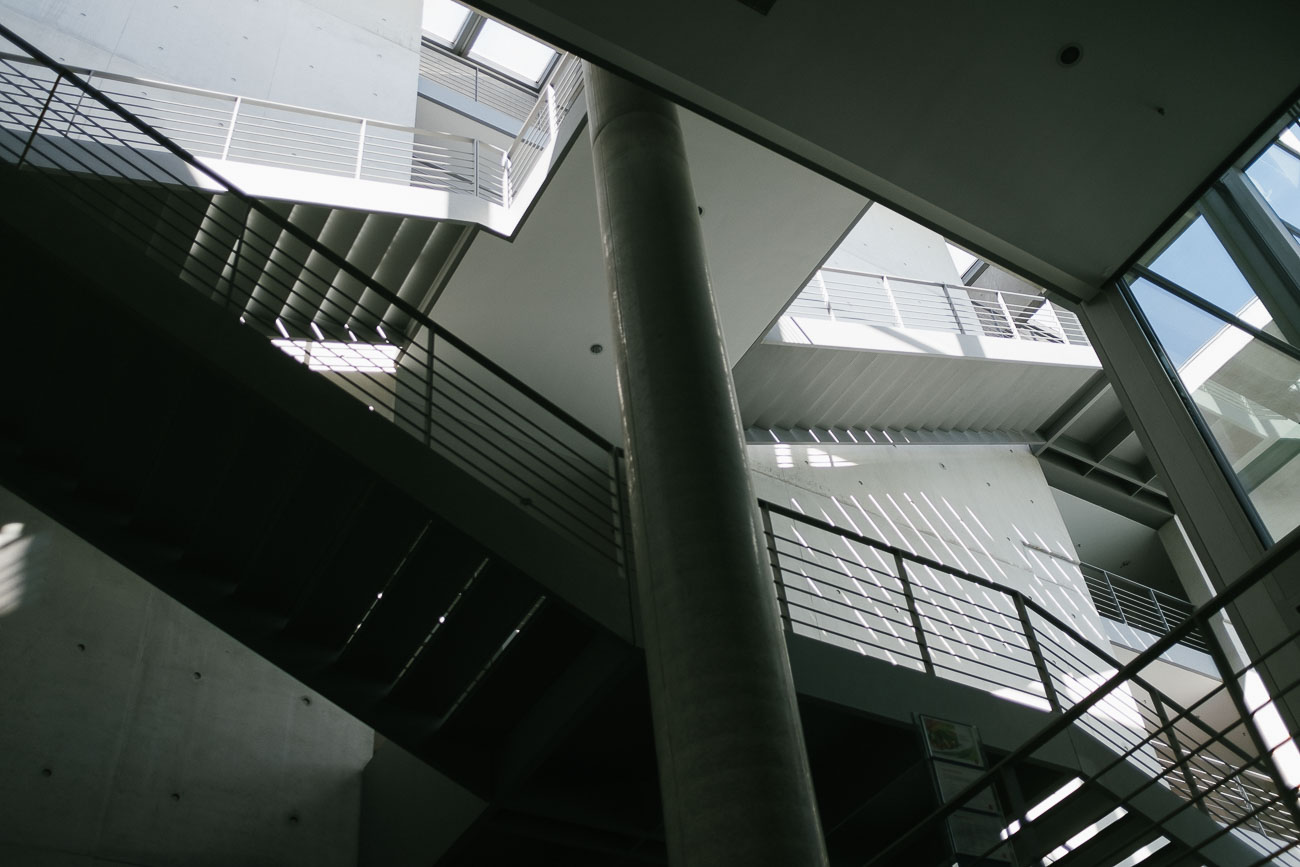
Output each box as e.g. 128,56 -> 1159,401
1131,263 -> 1300,364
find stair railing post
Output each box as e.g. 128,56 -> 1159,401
1151,585 -> 1173,633
17,72 -> 63,168
472,138 -> 479,199
882,274 -> 903,327
1015,594 -> 1063,712
220,95 -> 240,160
996,290 -> 1020,340
423,330 -> 435,449
354,118 -> 367,180
897,554 -> 935,675
942,282 -> 967,334
1152,694 -> 1201,803
760,505 -> 790,628
1102,569 -> 1128,627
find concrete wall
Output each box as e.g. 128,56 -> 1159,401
825,204 -> 960,283
751,442 -> 1102,634
0,484 -> 373,867
2,0 -> 423,124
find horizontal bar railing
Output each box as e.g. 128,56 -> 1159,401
0,23 -> 625,568
418,39 -> 538,124
504,53 -> 584,204
759,500 -> 1300,864
0,49 -> 528,205
786,267 -> 1091,347
1026,541 -> 1212,654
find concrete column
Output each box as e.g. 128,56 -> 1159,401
584,63 -> 828,867
1083,283 -> 1300,739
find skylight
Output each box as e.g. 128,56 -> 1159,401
467,20 -> 557,86
422,0 -> 471,45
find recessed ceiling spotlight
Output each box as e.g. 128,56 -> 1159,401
1058,43 -> 1083,67
589,343 -> 604,354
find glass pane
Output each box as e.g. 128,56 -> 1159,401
1146,216 -> 1257,318
468,20 -> 556,86
1129,276 -> 1230,367
422,0 -> 471,44
1246,143 -> 1300,229
1132,280 -> 1300,541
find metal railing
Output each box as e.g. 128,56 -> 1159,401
0,23 -> 625,568
787,267 -> 1090,347
1079,561 -> 1211,653
0,44 -> 585,210
504,53 -> 583,204
418,39 -> 538,125
761,501 -> 1300,863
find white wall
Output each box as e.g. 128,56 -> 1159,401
750,442 -> 1159,761
2,0 -> 423,124
0,485 -> 373,867
751,442 -> 1100,628
825,204 -> 961,283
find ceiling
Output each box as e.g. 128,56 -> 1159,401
432,108 -> 866,443
469,0 -> 1300,301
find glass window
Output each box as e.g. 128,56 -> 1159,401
1144,215 -> 1258,318
422,0 -> 471,45
468,20 -> 557,86
1246,143 -> 1300,230
1128,278 -> 1300,540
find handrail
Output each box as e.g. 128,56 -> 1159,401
0,22 -> 624,566
418,39 -> 537,124
841,509 -> 1300,867
786,266 -> 1091,347
0,50 -> 503,150
0,21 -> 610,454
760,501 -> 1219,736
1023,541 -> 1209,653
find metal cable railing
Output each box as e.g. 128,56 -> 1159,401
786,267 -> 1090,347
760,501 -> 1300,865
418,40 -> 538,124
0,44 -> 583,209
504,53 -> 584,204
1079,561 -> 1211,653
0,23 -> 625,568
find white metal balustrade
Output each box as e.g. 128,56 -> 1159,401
788,267 -> 1090,347
419,40 -> 538,124
0,51 -> 585,210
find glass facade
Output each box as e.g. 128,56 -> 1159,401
1124,108 -> 1300,543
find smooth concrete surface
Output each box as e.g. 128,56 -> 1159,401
2,0 -> 422,125
825,204 -> 962,283
359,739 -> 487,867
750,442 -> 1108,643
0,485 -> 373,867
586,64 -> 828,866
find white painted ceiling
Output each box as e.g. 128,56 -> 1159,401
471,0 -> 1300,300
432,108 -> 867,443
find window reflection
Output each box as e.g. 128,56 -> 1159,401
1126,112 -> 1300,542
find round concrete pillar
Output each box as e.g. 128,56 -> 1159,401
585,62 -> 828,867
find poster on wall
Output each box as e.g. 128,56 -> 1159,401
917,715 -> 1015,867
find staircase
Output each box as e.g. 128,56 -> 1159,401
2,24 -> 1297,867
